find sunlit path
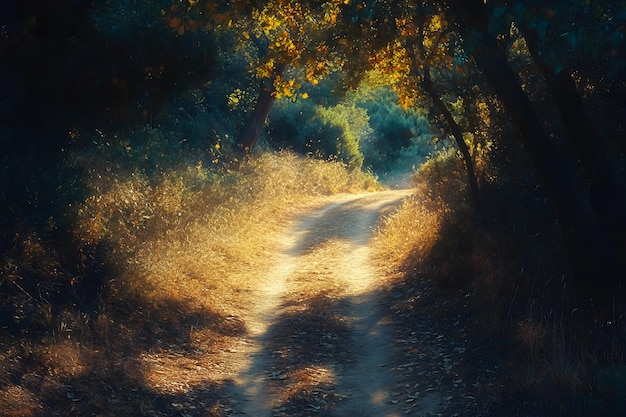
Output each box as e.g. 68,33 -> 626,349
227,190 -> 412,416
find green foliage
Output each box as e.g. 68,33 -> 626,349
355,87 -> 436,183
267,99 -> 370,170
267,83 -> 436,182
312,104 -> 369,170
266,98 -> 317,152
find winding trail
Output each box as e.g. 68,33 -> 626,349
227,189 -> 413,417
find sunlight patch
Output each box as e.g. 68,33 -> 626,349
0,385 -> 41,417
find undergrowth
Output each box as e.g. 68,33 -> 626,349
0,132 -> 378,416
374,147 -> 625,417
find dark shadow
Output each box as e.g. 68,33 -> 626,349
291,193 -> 408,256
378,177 -> 626,417
239,288 -> 400,416
1,275 -> 246,417
269,291 -> 355,369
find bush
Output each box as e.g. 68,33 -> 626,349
356,87 -> 436,184
268,100 -> 371,170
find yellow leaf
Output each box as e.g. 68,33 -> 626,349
301,92 -> 309,99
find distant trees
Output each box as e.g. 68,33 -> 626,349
442,0 -> 626,306
355,86 -> 434,178
166,0 -> 351,152
266,83 -> 434,176
167,0 -> 626,305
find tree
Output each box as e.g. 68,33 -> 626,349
330,3 -> 484,191
166,0 -> 626,303
331,0 -> 626,304
442,0 -> 626,305
405,18 -> 479,194
166,0 -> 350,153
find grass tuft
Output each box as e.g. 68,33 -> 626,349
373,146 -> 624,416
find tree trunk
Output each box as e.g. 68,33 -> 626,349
236,78 -> 277,153
523,28 -> 626,270
236,64 -> 285,154
447,0 -> 617,304
422,66 -> 480,195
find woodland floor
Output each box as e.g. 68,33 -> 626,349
1,189 -> 507,417
216,189 -> 500,417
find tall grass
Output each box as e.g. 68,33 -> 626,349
71,145 -> 379,338
373,147 -> 625,416
0,131 -> 379,416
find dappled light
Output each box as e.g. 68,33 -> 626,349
2,0 -> 625,416
225,190 -> 412,416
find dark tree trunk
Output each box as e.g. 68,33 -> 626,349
523,28 -> 626,272
447,0 -> 618,305
422,66 -> 480,195
236,78 -> 278,153
236,64 -> 285,154
404,35 -> 479,195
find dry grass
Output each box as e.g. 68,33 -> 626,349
0,148 -> 379,417
74,150 -> 379,315
371,147 -> 624,416
372,148 -> 464,275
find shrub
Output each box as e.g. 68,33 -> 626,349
356,87 -> 437,184
267,100 -> 371,170
309,104 -> 370,170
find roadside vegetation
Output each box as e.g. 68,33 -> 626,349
2,0 -> 625,416
374,145 -> 626,416
0,129 -> 378,415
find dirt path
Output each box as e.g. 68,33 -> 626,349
227,189 -> 413,417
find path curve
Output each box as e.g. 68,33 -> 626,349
228,189 -> 413,417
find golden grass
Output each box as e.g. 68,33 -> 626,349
370,147 -> 620,416
371,149 -> 464,275
0,146 -> 380,416
372,194 -> 443,269
75,151 -> 379,320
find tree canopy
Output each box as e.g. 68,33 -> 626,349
163,0 -> 626,302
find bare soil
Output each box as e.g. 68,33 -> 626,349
224,189 -> 431,417
0,189 -> 492,417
